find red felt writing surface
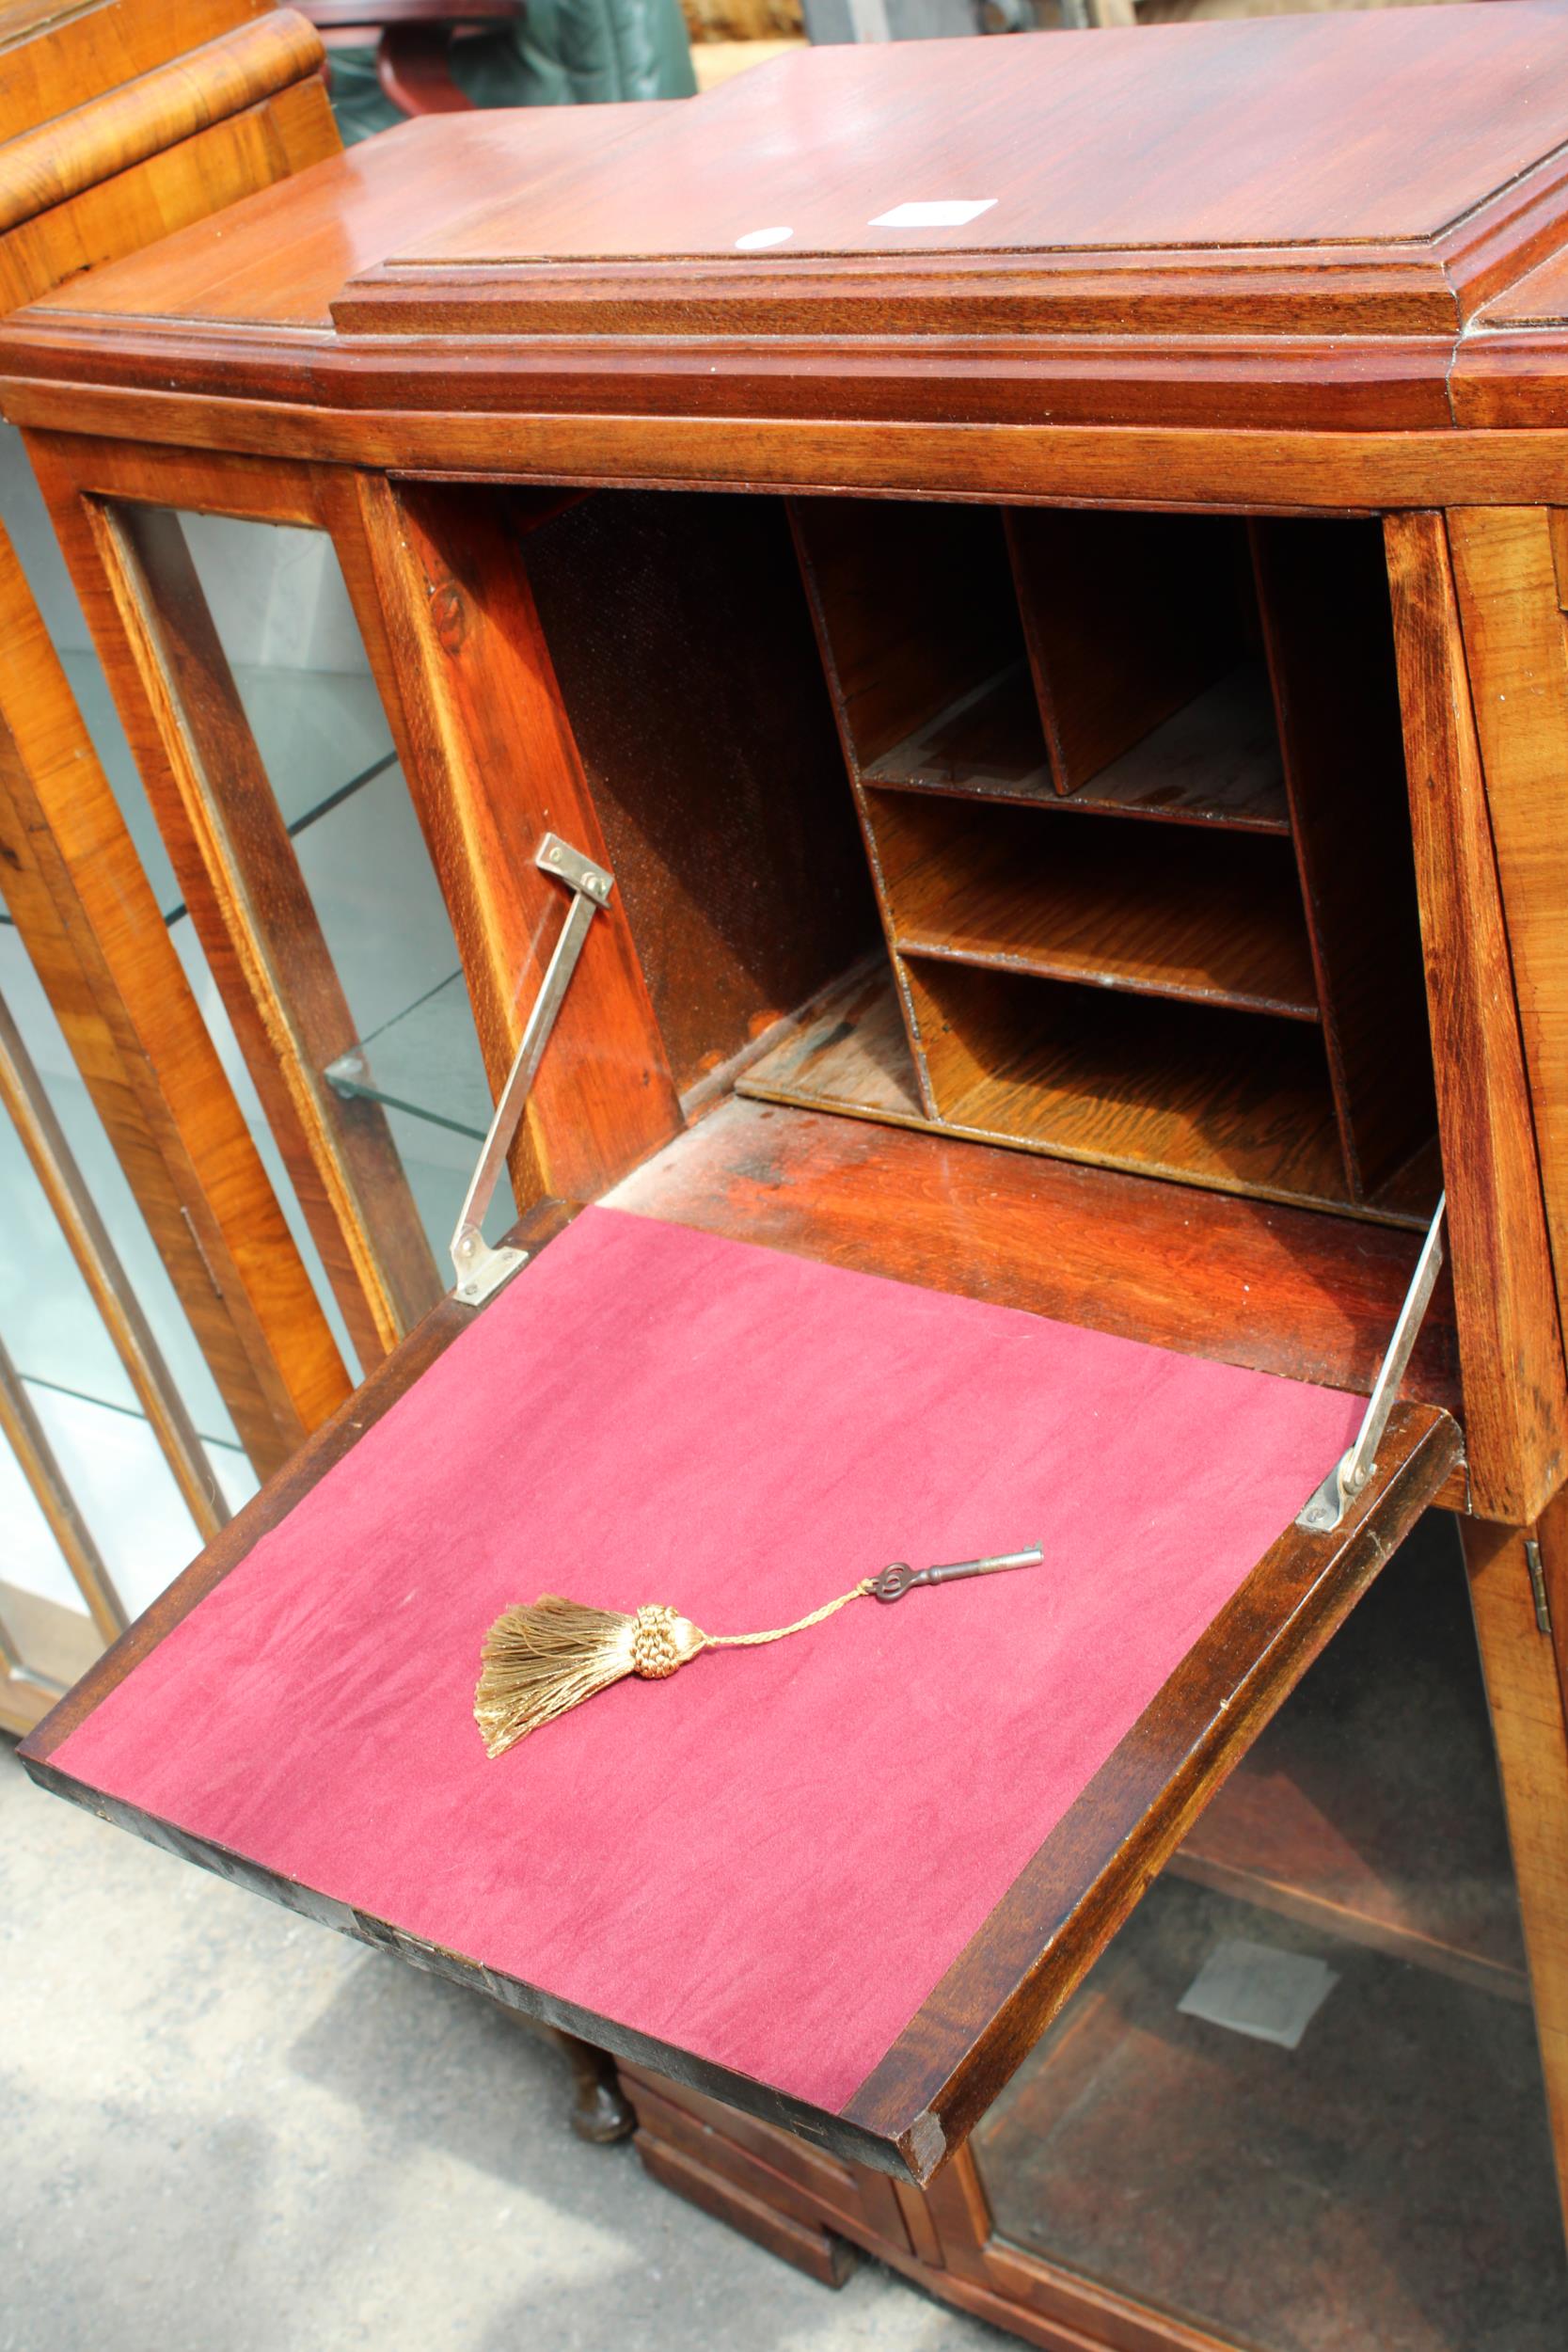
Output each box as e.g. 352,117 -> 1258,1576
51,1208 -> 1360,2111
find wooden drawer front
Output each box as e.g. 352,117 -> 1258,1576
621,2065 -> 911,2254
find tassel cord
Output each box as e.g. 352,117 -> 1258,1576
701,1579 -> 875,1649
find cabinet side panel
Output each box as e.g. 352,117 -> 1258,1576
521,490 -> 879,1101
353,476 -> 683,1204
1385,510 -> 1568,1524
1449,506 -> 1568,1367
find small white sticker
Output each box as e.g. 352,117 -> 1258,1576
735,225 -> 794,251
1178,1937 -> 1338,2051
868,199 -> 998,230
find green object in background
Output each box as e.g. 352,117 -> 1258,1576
327,0 -> 696,147
324,45 -> 403,145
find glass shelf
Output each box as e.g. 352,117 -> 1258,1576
230,665 -> 397,833
325,971 -> 493,1141
52,651 -> 400,917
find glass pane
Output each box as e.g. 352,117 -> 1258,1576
0,1420 -> 85,1615
173,514 -> 512,1263
974,1512 -> 1568,2352
0,929 -> 236,1438
166,907 -> 362,1382
0,955 -> 256,1618
180,511 -> 398,829
0,1426 -> 101,1692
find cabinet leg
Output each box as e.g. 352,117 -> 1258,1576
554,2028 -> 637,2145
492,2005 -> 635,2143
1464,1504 -> 1568,2251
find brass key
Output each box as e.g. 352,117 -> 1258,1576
867,1546 -> 1045,1604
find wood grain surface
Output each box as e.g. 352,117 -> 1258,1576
610,1094 -> 1464,1431
0,8 -> 325,236
32,106 -> 654,328
1448,505 -> 1568,1359
1386,509 -> 1568,1522
351,475 -> 682,1203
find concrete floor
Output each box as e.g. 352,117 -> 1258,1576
0,1740 -> 996,2352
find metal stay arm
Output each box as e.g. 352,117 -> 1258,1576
1296,1191 -> 1447,1533
450,832 -> 614,1307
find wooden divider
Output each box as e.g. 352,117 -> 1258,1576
760,496 -> 1441,1230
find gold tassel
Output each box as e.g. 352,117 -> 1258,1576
475,1547 -> 1046,1756
475,1586 -> 871,1757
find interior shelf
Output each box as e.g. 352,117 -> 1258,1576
906,957 -> 1354,1210
1069,663 -> 1291,831
735,961 -> 927,1128
737,963 -> 1436,1226
863,664 -> 1053,803
872,790 -> 1319,1019
866,660 -> 1291,834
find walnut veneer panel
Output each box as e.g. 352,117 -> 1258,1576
35,106 -> 663,330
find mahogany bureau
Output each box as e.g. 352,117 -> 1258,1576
8,11 -> 1568,2347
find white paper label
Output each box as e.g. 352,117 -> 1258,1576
868,199 -> 998,230
1177,1937 -> 1338,2051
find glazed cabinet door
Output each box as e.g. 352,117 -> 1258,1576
924,1518 -> 1568,2352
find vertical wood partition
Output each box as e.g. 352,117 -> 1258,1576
1006,507 -> 1246,796
1249,517 -> 1435,1203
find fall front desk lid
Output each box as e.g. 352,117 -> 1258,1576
21,1203 -> 1457,2182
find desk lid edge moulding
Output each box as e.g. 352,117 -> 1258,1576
19,1197 -> 1460,2185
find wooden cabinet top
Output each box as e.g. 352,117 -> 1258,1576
15,5 -> 1568,461
412,5 -> 1565,254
